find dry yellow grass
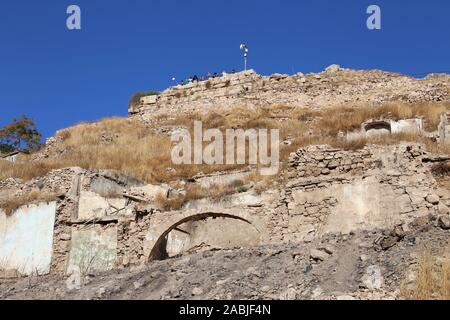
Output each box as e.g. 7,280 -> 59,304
0,189 -> 57,215
317,102 -> 450,135
0,159 -> 63,181
1,102 -> 449,184
0,118 -> 244,183
1,118 -> 173,182
401,246 -> 450,300
154,180 -> 246,211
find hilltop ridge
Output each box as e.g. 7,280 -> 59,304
1,66 -> 450,300
130,65 -> 450,124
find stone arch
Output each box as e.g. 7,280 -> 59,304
364,120 -> 392,133
145,210 -> 261,262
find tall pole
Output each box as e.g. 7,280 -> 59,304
240,44 -> 248,71
244,50 -> 248,71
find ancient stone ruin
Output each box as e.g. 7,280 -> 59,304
130,67 -> 449,124
345,118 -> 425,141
439,113 -> 450,144
1,67 -> 450,300
2,142 -> 449,280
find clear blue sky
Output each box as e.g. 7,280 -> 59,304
0,0 -> 449,139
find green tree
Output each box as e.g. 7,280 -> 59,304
0,115 -> 42,152
0,143 -> 14,154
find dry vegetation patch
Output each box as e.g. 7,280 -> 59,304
401,246 -> 450,300
154,172 -> 274,211
0,189 -> 57,215
430,162 -> 450,192
154,180 -> 246,211
431,163 -> 450,177
1,102 -> 450,184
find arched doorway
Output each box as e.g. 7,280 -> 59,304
364,121 -> 392,137
147,212 -> 260,261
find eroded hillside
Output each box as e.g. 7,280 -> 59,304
1,67 -> 450,300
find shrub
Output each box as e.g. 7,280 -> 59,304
154,180 -> 246,211
0,143 -> 14,155
237,186 -> 249,193
129,91 -> 159,107
431,163 -> 450,177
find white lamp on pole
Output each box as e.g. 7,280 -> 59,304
240,43 -> 249,71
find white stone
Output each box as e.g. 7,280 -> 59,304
192,287 -> 204,296
336,295 -> 356,300
426,194 -> 440,205
325,64 -> 341,73
279,288 -> 298,300
66,266 -> 82,291
140,95 -> 158,105
438,203 -> 449,215
438,215 -> 450,230
361,265 -> 384,290
310,249 -> 329,261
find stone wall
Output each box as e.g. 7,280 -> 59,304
2,143 -> 450,278
288,145 -> 374,177
130,67 -> 450,124
279,143 -> 448,244
439,113 -> 450,144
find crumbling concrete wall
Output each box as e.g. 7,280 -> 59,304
77,191 -> 129,220
2,142 -> 450,278
391,119 -> 424,134
67,225 -> 117,274
0,202 -> 57,277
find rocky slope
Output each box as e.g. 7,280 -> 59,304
1,67 -> 450,300
131,66 -> 450,124
1,220 -> 448,300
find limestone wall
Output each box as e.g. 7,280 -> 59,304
280,143 -> 447,243
288,145 -> 374,177
2,143 -> 450,278
439,113 -> 450,144
130,67 -> 450,124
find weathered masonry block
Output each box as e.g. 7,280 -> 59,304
439,113 -> 450,144
2,143 -> 450,278
0,202 -> 57,277
129,68 -> 450,124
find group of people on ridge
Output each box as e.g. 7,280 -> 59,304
179,69 -> 237,86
